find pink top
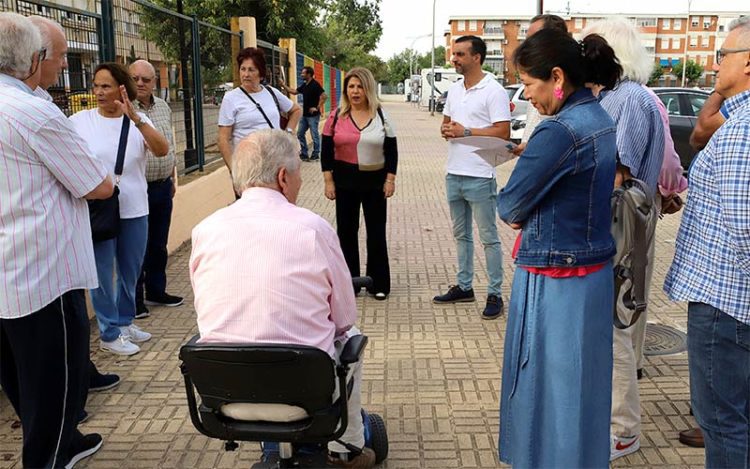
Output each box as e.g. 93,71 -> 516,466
189,188 -> 358,357
642,86 -> 688,197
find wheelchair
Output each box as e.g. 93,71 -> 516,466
179,279 -> 388,468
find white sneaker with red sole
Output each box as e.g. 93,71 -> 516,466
610,434 -> 640,461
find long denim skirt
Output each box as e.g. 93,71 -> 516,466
499,264 -> 614,468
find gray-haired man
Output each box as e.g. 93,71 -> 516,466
129,59 -> 183,318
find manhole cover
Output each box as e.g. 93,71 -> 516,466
644,323 -> 687,356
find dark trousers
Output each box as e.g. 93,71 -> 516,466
136,177 -> 173,304
335,187 -> 390,294
0,290 -> 90,468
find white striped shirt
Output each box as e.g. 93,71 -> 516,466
0,74 -> 107,319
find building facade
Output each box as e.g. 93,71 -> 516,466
446,12 -> 747,87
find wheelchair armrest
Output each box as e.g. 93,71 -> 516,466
339,335 -> 368,366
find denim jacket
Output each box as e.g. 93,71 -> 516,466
497,88 -> 617,267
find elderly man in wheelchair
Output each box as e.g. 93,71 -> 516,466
182,130 -> 385,468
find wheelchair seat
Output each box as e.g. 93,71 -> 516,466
179,334 -> 367,445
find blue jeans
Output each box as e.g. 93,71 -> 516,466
90,216 -> 148,342
297,114 -> 321,158
687,302 -> 750,469
446,174 -> 503,296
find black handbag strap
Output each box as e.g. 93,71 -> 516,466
114,115 -> 130,181
239,86 -> 275,129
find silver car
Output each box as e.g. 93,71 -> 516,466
505,84 -> 528,118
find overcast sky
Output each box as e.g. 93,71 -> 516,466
374,0 -> 749,59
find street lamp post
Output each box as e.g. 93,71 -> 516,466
408,33 -> 431,78
681,0 -> 692,87
430,0 -> 437,116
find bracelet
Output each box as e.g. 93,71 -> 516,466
134,119 -> 146,128
385,180 -> 395,185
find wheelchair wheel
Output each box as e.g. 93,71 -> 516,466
367,413 -> 388,464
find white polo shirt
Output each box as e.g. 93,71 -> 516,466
443,73 -> 510,178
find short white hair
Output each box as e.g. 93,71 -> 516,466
130,59 -> 156,78
582,17 -> 653,85
232,130 -> 301,193
729,16 -> 750,47
28,16 -> 64,56
0,12 -> 42,79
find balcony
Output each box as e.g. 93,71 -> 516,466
486,49 -> 504,58
483,27 -> 504,38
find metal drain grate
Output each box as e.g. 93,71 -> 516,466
644,323 -> 687,356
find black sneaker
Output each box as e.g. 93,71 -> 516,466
65,433 -> 103,469
144,293 -> 184,307
134,303 -> 150,319
78,410 -> 89,425
433,285 -> 475,304
309,155 -> 320,161
481,295 -> 504,320
90,370 -> 120,392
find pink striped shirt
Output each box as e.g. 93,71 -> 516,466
643,86 -> 688,196
190,188 -> 358,356
0,75 -> 107,319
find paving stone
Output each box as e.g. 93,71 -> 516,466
0,101 -> 703,468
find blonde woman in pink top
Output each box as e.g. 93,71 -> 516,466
321,68 -> 398,300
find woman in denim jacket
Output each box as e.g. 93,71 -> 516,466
496,29 -> 622,468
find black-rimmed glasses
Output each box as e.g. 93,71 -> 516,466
716,47 -> 750,65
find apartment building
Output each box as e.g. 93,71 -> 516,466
446,12 -> 747,86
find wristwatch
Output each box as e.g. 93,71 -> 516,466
463,128 -> 472,137
134,118 -> 146,129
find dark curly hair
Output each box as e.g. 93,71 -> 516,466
94,62 -> 137,101
236,47 -> 267,80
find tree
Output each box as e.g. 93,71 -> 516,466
648,64 -> 664,86
382,46 -> 448,86
671,59 -> 704,86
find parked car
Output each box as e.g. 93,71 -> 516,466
435,91 -> 448,113
505,84 -> 528,117
510,114 -> 526,142
651,87 -> 711,172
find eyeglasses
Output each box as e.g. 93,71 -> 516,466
716,47 -> 750,65
38,47 -> 47,61
131,75 -> 154,84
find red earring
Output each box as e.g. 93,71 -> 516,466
554,87 -> 564,100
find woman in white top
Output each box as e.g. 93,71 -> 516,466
218,47 -> 302,176
70,62 -> 168,356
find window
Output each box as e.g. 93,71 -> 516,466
674,18 -> 682,29
674,38 -> 681,50
691,16 -> 699,27
658,94 -> 681,115
662,18 -> 671,28
703,19 -> 711,29
469,20 -> 477,31
687,94 -> 707,115
661,38 -> 669,49
637,17 -> 657,27
702,36 -> 709,47
690,36 -> 697,47
575,18 -> 583,29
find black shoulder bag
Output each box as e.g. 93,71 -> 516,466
88,115 -> 130,242
239,86 -> 286,129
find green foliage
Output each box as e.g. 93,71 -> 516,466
671,59 -> 704,85
648,64 -> 665,86
382,46 -> 447,86
139,0 -> 383,85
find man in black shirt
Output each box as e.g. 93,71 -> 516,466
282,66 -> 327,161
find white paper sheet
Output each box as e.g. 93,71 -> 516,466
454,136 -> 518,167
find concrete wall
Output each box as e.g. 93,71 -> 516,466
168,167 -> 235,253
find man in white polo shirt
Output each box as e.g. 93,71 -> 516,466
434,35 -> 511,320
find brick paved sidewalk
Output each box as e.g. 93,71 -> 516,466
0,101 -> 704,468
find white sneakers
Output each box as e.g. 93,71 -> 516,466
610,434 -> 640,461
100,325 -> 152,356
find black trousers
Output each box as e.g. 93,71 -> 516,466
136,177 -> 174,304
335,187 -> 391,295
0,290 -> 90,468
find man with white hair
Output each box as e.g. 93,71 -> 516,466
128,59 -> 183,318
582,17 -> 665,461
665,16 -> 750,468
189,129 -> 375,468
0,12 -> 113,468
28,15 -> 123,412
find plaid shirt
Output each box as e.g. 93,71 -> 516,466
664,89 -> 750,325
133,95 -> 175,181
